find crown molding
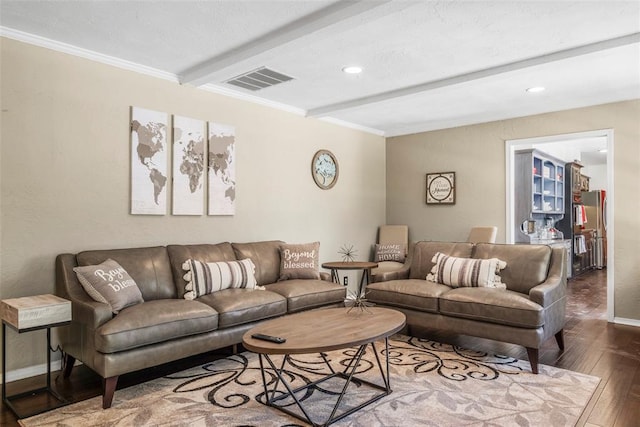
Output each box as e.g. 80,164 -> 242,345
1,26 -> 383,137
319,117 -> 385,136
1,26 -> 178,83
0,26 -> 305,119
198,83 -> 306,116
199,84 -> 384,135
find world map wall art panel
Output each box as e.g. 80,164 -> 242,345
130,107 -> 169,215
208,122 -> 236,216
172,116 -> 206,215
130,107 -> 236,216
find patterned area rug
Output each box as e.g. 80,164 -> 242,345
20,335 -> 599,427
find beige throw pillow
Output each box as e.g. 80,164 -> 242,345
426,252 -> 507,289
278,242 -> 321,281
73,259 -> 144,313
373,243 -> 406,263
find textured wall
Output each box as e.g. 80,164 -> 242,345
387,100 -> 640,322
0,38 -> 386,373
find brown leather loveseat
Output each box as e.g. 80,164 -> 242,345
55,240 -> 345,409
366,241 -> 566,374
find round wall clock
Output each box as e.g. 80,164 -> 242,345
311,149 -> 339,190
426,172 -> 456,204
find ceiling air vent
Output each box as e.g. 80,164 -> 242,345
225,67 -> 294,91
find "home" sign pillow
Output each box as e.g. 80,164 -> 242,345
373,244 -> 406,263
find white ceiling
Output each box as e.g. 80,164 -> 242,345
1,0 -> 639,137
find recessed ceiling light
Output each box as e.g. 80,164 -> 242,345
342,65 -> 363,74
526,86 -> 546,93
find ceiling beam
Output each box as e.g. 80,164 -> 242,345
180,0 -> 403,86
307,32 -> 640,117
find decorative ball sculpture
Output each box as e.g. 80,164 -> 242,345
338,244 -> 358,262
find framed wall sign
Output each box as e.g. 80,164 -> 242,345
426,172 -> 455,204
312,149 -> 339,189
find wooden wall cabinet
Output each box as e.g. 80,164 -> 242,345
514,149 -> 565,242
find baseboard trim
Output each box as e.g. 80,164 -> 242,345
0,359 -> 62,384
613,317 -> 640,327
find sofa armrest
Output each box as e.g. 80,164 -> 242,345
528,278 -> 565,307
371,267 -> 410,282
70,297 -> 113,329
528,247 -> 566,307
319,271 -> 332,282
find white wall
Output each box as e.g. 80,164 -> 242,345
582,164 -> 607,191
0,38 -> 386,373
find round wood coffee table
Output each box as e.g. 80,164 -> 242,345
243,307 -> 406,426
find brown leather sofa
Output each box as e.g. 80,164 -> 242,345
367,241 -> 566,374
55,240 -> 346,409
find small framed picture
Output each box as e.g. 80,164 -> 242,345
426,172 -> 455,204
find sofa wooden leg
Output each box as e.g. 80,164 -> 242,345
62,354 -> 76,378
554,329 -> 565,351
526,347 -> 539,374
102,376 -> 118,409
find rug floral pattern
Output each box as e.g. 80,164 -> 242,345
20,335 -> 599,427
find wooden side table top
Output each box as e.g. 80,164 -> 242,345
321,261 -> 378,270
242,307 -> 405,355
1,294 -> 71,331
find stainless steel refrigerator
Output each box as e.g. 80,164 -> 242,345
582,190 -> 607,269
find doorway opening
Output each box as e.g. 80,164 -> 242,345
505,129 -> 614,322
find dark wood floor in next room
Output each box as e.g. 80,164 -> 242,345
1,269 -> 638,427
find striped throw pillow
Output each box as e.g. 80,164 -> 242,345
426,252 -> 507,289
182,258 -> 260,300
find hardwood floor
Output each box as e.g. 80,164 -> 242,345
2,269 -> 638,426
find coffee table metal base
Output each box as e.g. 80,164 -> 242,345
258,338 -> 391,427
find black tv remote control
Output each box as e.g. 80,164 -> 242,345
251,333 -> 286,344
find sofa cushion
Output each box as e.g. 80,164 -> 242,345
182,258 -> 259,299
473,243 -> 552,294
278,242 -> 321,281
427,253 -> 507,289
77,246 -> 176,300
373,244 -> 406,263
196,288 -> 287,328
439,287 -> 544,328
409,242 -> 474,280
167,243 -> 237,297
366,279 -> 451,313
232,241 -> 284,286
266,279 -> 346,313
95,299 -> 219,353
74,259 -> 144,314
